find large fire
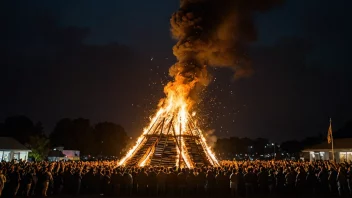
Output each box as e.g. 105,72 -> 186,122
118,74 -> 219,168
118,0 -> 282,167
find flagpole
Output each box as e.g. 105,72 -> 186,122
330,118 -> 335,161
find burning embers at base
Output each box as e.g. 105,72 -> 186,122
118,103 -> 220,168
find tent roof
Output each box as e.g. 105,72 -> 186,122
303,138 -> 352,151
0,137 -> 31,151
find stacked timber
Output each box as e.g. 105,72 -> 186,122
155,136 -> 177,167
126,136 -> 158,166
184,137 -> 211,167
150,135 -> 167,165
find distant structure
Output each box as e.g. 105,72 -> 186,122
0,137 -> 31,162
48,146 -> 80,161
302,138 -> 352,162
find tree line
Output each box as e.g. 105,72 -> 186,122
0,116 -> 129,161
214,119 -> 352,160
214,136 -> 323,160
1,115 -> 351,161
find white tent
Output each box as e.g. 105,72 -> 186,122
0,137 -> 31,162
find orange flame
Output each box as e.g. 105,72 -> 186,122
118,69 -> 219,168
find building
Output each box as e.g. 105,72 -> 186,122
302,138 -> 352,162
0,137 -> 31,162
48,147 -> 80,161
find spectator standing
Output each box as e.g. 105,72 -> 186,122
0,169 -> 6,197
42,167 -> 53,197
230,169 -> 238,197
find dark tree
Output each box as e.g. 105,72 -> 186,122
215,138 -> 232,159
280,140 -> 302,157
94,122 -> 128,157
241,137 -> 254,154
50,118 -> 95,155
215,136 -> 268,159
0,116 -> 43,144
253,138 -> 270,155
27,135 -> 50,161
229,137 -> 242,154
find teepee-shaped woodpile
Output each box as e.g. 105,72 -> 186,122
120,113 -> 219,168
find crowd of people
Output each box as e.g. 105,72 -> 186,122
0,160 -> 351,197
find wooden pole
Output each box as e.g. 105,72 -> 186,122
330,118 -> 335,161
159,117 -> 174,165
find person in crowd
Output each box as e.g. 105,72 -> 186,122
102,169 -> 111,196
244,167 -> 256,197
111,168 -> 121,196
337,167 -> 348,196
197,168 -> 206,195
275,167 -> 285,195
187,169 -> 197,195
267,169 -> 275,195
285,166 -> 296,195
137,167 -> 148,195
124,169 -> 133,196
0,169 -> 6,197
216,170 -> 228,196
347,166 -> 352,196
148,167 -> 157,196
177,168 -> 187,196
54,169 -> 64,195
167,167 -> 177,196
295,166 -> 306,195
41,167 -> 53,197
230,169 -> 238,197
328,166 -> 338,196
206,169 -> 216,196
8,166 -> 21,197
131,167 -> 138,195
73,168 -> 82,195
23,169 -> 34,197
318,165 -> 329,195
157,168 -> 167,196
257,167 -> 269,195
306,166 -> 316,195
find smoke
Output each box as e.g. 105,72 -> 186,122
167,0 -> 284,104
204,129 -> 217,148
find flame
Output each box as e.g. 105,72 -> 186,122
118,69 -> 219,168
139,144 -> 156,167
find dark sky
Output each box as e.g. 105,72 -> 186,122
1,0 -> 351,142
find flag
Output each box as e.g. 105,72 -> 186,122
327,119 -> 333,144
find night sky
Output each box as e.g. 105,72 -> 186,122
1,0 -> 351,142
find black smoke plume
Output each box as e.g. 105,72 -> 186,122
168,0 -> 283,92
